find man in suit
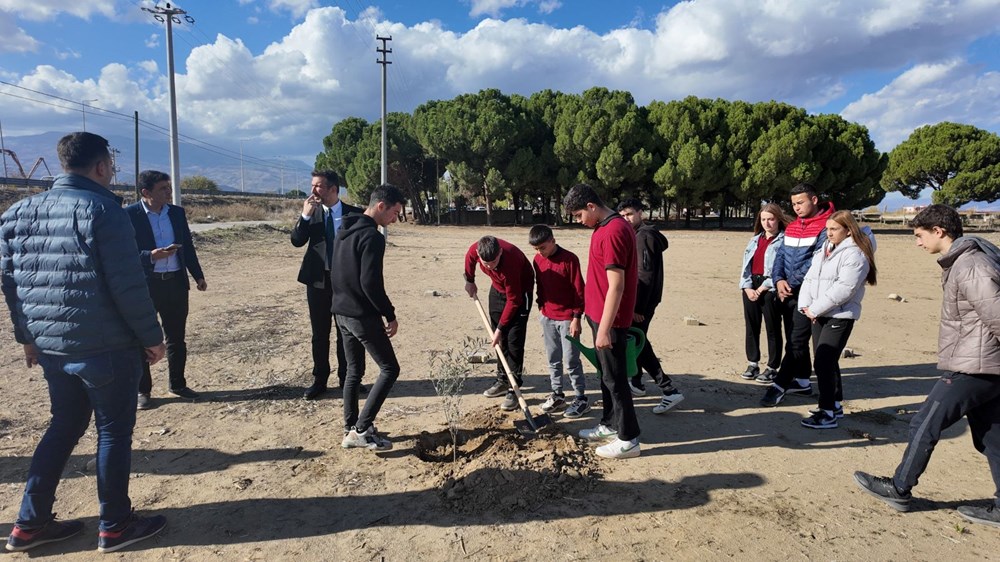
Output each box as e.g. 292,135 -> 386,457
126,170 -> 207,410
291,169 -> 364,400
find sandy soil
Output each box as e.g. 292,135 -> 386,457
3,221 -> 1000,561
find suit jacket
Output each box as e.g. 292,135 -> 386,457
125,202 -> 205,289
290,200 -> 363,288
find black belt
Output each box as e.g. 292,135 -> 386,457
151,271 -> 180,281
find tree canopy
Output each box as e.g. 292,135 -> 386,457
180,175 -> 219,192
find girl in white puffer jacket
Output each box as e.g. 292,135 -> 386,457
798,210 -> 877,429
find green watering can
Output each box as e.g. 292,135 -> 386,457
565,327 -> 646,378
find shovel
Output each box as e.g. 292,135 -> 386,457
473,297 -> 553,436
565,327 -> 646,377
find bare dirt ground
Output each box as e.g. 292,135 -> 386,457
3,221 -> 1000,561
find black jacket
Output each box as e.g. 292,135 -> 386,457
125,202 -> 204,289
290,201 -> 363,288
635,224 -> 668,317
330,214 -> 395,321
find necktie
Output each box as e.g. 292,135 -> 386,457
326,210 -> 336,266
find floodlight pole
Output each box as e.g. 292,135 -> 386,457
376,35 -> 392,237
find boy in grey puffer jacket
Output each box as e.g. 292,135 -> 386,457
854,204 -> 1000,529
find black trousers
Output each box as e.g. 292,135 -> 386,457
588,317 -> 640,441
894,372 -> 1000,506
337,315 -> 400,432
306,283 -> 347,387
773,292 -> 813,389
488,286 -> 530,388
742,276 -> 783,369
139,274 -> 189,394
811,317 -> 854,411
630,311 -> 674,392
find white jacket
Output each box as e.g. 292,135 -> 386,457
798,236 -> 870,320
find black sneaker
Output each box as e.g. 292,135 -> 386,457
500,391 -> 518,411
809,405 -> 845,419
759,385 -> 785,407
740,365 -> 760,380
169,387 -> 199,399
136,393 -> 153,410
853,471 -> 911,512
755,368 -> 778,384
801,410 -> 838,429
957,504 -> 1000,528
483,381 -> 508,398
785,379 -> 813,396
6,517 -> 84,552
97,513 -> 166,553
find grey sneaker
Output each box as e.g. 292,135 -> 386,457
579,424 -> 616,442
483,381 -> 508,398
628,378 -> 646,396
563,397 -> 590,418
755,368 -> 778,384
540,393 -> 566,413
853,471 -> 911,512
957,505 -> 1000,528
341,425 -> 392,451
500,391 -> 518,411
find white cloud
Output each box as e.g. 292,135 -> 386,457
53,47 -> 81,60
248,16 -> 259,24
145,33 -> 159,48
0,0 -> 116,21
0,12 -> 40,53
267,0 -> 318,19
537,0 -> 561,14
841,60 -> 1000,150
468,0 -> 564,18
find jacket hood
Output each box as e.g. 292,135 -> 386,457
825,234 -> 858,257
940,236 -> 1000,272
338,213 -> 375,241
800,201 -> 835,227
638,224 -> 668,251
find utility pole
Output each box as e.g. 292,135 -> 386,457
239,139 -> 246,192
110,148 -> 121,185
142,2 -> 193,206
279,156 -> 285,195
134,111 -> 140,199
81,99 -> 98,132
376,35 -> 392,236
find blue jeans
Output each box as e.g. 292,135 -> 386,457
538,315 -> 585,398
17,348 -> 142,532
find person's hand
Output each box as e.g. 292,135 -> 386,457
385,319 -> 399,337
302,195 -> 321,218
491,327 -> 502,348
595,328 -> 612,350
23,343 -> 39,368
196,278 -> 208,291
150,247 -> 178,261
465,281 -> 477,299
744,288 -> 758,302
633,312 -> 646,323
776,280 -> 792,300
569,317 -> 582,339
145,343 -> 166,365
801,307 -> 817,322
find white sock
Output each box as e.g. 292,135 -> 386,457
748,362 -> 758,368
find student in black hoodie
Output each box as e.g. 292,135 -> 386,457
617,199 -> 684,415
331,184 -> 406,451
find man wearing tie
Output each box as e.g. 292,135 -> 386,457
292,170 -> 363,400
126,170 -> 207,410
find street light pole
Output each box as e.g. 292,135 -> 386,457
81,99 -> 98,132
239,139 -> 246,192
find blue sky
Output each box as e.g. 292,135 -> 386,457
2,0 -> 999,206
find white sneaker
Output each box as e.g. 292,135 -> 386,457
578,424 -> 616,442
652,389 -> 685,414
595,437 -> 640,459
341,425 -> 392,451
628,380 -> 646,396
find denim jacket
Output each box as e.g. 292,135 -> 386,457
739,232 -> 785,290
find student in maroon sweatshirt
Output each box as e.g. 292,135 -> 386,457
464,236 -> 535,411
529,224 -> 590,418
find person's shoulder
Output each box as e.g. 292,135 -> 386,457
343,202 -> 364,214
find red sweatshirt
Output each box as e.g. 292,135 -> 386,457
533,246 -> 585,321
464,239 -> 534,328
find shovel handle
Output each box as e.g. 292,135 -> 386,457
473,297 -> 531,410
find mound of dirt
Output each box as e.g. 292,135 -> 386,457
416,408 -> 602,514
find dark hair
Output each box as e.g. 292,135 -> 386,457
753,202 -> 792,235
477,235 -> 500,261
528,224 -> 554,246
616,198 -> 644,213
57,132 -> 110,173
829,210 -> 877,286
789,182 -> 818,198
563,183 -> 603,212
312,169 -> 340,187
137,170 -> 170,193
910,204 -> 963,239
368,183 -> 407,208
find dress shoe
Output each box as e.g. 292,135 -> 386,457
303,384 -> 327,400
137,393 -> 153,410
169,387 -> 200,399
336,382 -> 368,395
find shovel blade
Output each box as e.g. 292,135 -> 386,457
513,413 -> 554,437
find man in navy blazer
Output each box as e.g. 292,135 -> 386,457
291,169 -> 363,400
126,170 -> 207,409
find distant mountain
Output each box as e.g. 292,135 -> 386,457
0,131 -> 314,193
